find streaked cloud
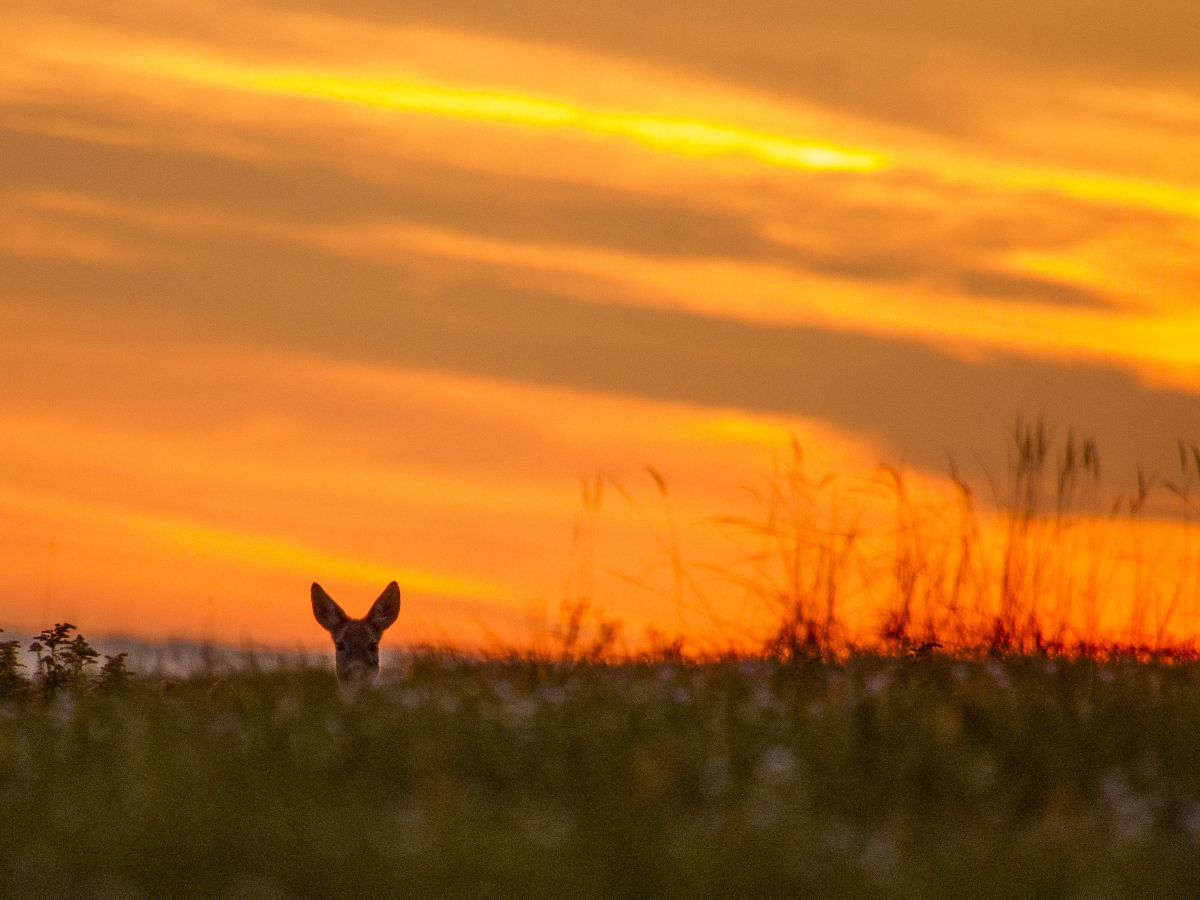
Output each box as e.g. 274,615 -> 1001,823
0,484 -> 508,601
82,47 -> 883,173
8,182 -> 1197,387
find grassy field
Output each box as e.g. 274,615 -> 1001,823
3,425 -> 1199,898
2,651 -> 1199,899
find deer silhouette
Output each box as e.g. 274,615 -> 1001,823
311,582 -> 400,681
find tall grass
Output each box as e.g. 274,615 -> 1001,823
663,421 -> 1200,660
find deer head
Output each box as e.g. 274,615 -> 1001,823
311,581 -> 400,681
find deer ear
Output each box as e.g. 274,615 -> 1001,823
366,581 -> 401,632
311,583 -> 349,633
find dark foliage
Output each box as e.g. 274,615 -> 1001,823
0,655 -> 1198,899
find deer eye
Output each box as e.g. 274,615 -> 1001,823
335,642 -> 346,651
369,642 -> 379,652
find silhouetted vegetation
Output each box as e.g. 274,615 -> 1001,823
29,623 -> 102,694
96,652 -> 133,692
2,624 -> 134,698
706,421 -> 1200,661
0,629 -> 25,699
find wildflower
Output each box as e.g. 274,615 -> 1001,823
538,683 -> 567,708
758,744 -> 796,784
985,661 -> 1010,690
1179,801 -> 1200,845
860,831 -> 898,880
505,695 -> 539,725
864,672 -> 890,697
737,659 -> 761,679
399,687 -> 425,709
1100,770 -> 1155,845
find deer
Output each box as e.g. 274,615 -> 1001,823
311,581 -> 400,682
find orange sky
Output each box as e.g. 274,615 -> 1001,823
2,0 -> 1199,651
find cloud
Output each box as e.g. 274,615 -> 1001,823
3,120 -> 1196,388
3,0 -> 1200,645
4,219 -> 1197,493
230,0 -> 1200,164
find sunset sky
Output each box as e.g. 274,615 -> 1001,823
2,0 -> 1199,650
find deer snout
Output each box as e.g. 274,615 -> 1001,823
333,623 -> 382,680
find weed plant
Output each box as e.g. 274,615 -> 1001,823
29,623 -> 103,694
0,630 -> 25,699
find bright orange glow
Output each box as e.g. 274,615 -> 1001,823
0,485 -> 508,601
29,45 -> 884,174
2,0 -> 1199,653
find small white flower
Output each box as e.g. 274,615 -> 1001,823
506,696 -> 539,723
737,659 -> 761,679
864,673 -> 890,697
1179,801 -> 1200,845
986,661 -> 1010,690
493,679 -> 515,703
759,744 -> 796,784
538,683 -> 567,708
860,831 -> 898,879
1100,771 -> 1154,845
